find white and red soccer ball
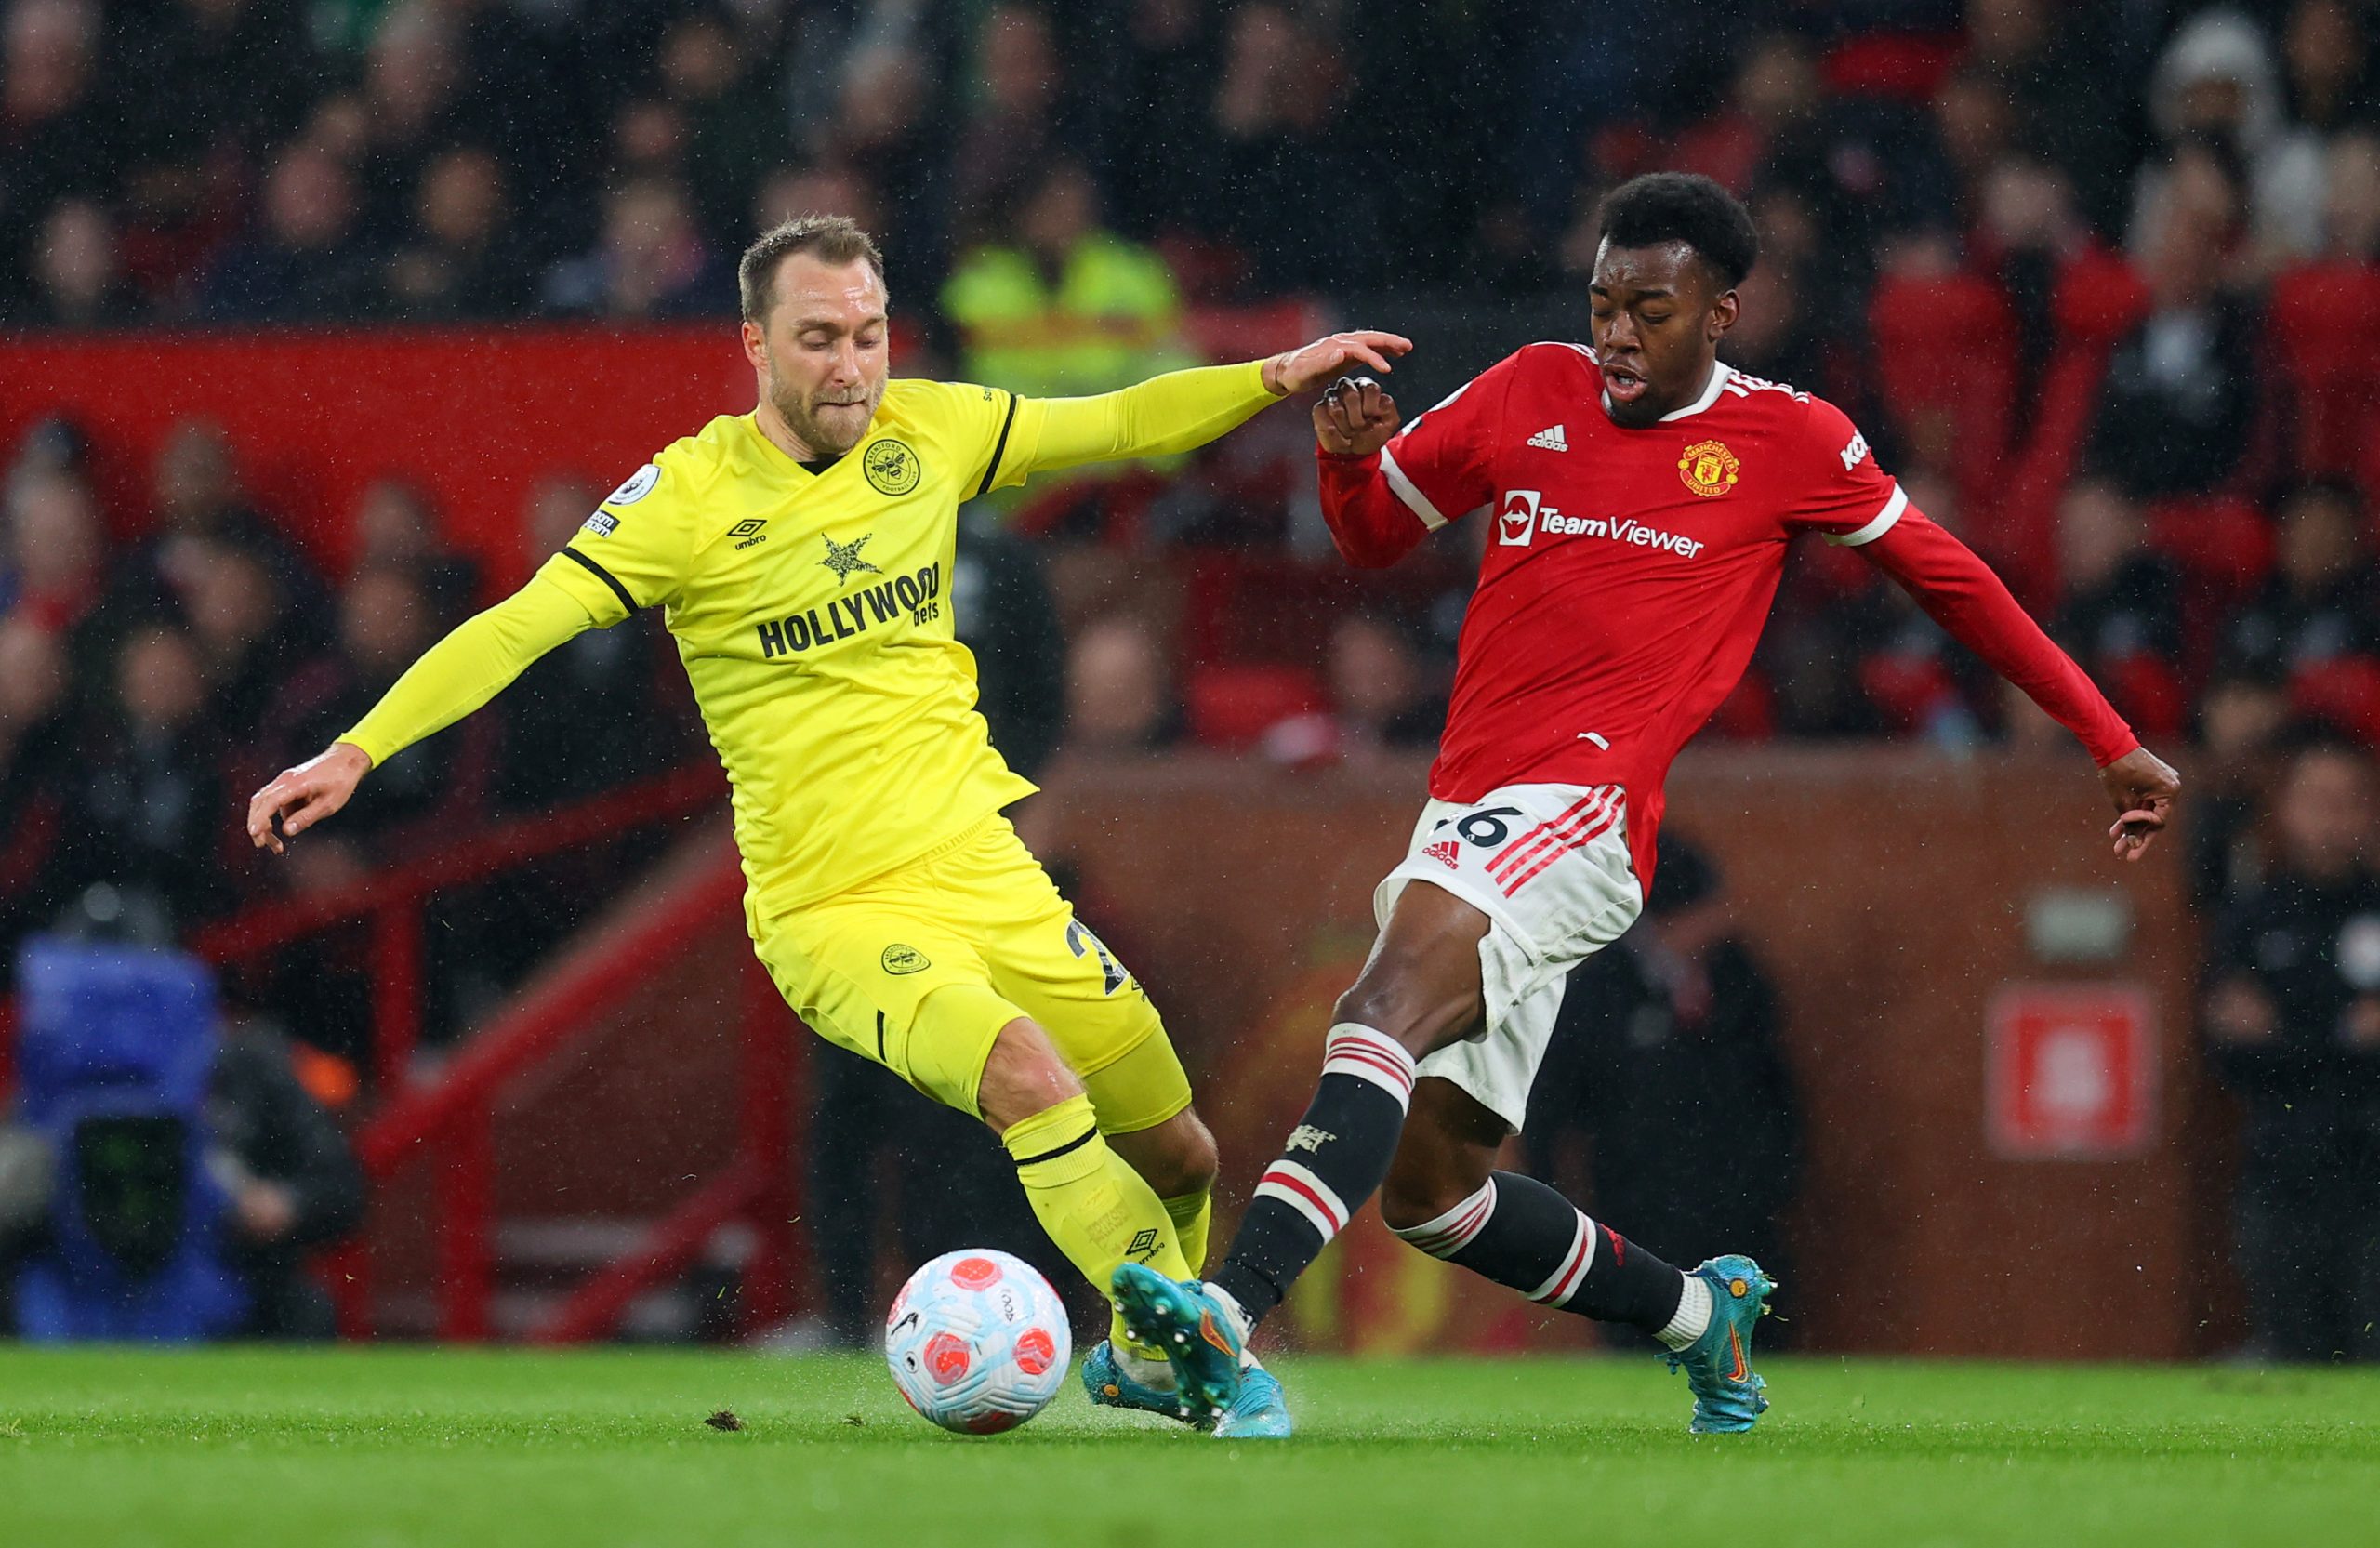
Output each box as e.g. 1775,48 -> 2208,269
884,1249 -> 1071,1434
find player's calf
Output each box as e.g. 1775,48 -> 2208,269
1382,1080 -> 1712,1351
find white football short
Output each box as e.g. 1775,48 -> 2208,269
1372,782 -> 1645,1133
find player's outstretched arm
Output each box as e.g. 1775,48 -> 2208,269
245,577 -> 596,854
1013,332 -> 1412,475
1856,509 -> 2181,862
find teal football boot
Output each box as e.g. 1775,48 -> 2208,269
1111,1264 -> 1247,1425
1079,1339 -> 1209,1428
1211,1364 -> 1294,1439
1663,1254 -> 1777,1434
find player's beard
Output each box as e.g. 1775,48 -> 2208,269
767,367 -> 882,459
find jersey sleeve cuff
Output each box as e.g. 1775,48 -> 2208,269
1823,483 -> 1908,547
337,728 -> 391,766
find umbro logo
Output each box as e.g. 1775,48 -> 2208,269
1527,424 -> 1568,451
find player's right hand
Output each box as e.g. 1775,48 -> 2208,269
1316,375 -> 1401,457
2100,744 -> 2180,863
246,741 -> 374,854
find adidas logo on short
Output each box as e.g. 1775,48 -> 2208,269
1527,425 -> 1568,451
1422,840 -> 1461,869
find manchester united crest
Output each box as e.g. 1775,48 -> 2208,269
1677,440 -> 1740,498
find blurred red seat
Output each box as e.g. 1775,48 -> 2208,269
1185,661 -> 1329,749
2103,653 -> 2188,743
1703,668 -> 1775,741
2146,496 -> 2272,601
1858,652 -> 1960,732
2289,656 -> 2380,747
2268,261 -> 2380,479
1867,272 -> 2016,525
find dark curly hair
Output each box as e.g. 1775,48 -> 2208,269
1596,173 -> 1761,290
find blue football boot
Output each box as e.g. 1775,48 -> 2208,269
1210,1364 -> 1294,1439
1079,1339 -> 1209,1428
1111,1264 -> 1247,1425
1663,1254 -> 1778,1434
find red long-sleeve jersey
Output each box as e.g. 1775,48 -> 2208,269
1318,343 -> 2137,885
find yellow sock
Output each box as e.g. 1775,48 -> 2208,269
1003,1094 -> 1189,1360
1162,1188 -> 1211,1276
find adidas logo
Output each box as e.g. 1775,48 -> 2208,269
1527,424 -> 1568,451
1422,840 -> 1461,869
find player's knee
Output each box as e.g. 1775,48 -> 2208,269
1334,970 -> 1479,1059
976,1018 -> 1084,1131
1153,1113 -> 1219,1199
1380,1162 -> 1471,1234
1379,1106 -> 1496,1233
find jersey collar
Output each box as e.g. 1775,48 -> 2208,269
1593,358 -> 1733,426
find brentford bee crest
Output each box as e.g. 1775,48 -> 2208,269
1677,439 -> 1740,498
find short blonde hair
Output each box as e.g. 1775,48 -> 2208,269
738,215 -> 886,323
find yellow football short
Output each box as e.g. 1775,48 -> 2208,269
746,813 -> 1192,1134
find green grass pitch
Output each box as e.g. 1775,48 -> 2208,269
3,1348 -> 2376,1547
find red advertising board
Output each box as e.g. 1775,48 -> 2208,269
1986,984 -> 2157,1158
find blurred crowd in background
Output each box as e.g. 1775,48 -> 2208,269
4,0 -> 2380,1358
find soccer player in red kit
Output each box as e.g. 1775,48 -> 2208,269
1116,173 -> 2183,1437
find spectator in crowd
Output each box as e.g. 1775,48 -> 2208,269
54,626 -> 231,926
346,478 -> 479,624
753,161 -> 881,240
350,5 -> 468,245
133,420 -> 327,629
2049,478 -> 2186,724
111,0 -> 316,180
170,535 -> 313,747
2320,127 -> 2380,258
199,139 -> 377,323
264,569 -> 456,882
1202,3 -> 1381,295
0,0 -> 112,313
2222,479 -> 2380,681
377,147 -> 537,321
2136,7 -> 2330,271
946,3 -> 1076,245
2088,139 -> 2265,500
494,475 -> 681,814
1322,610 -> 1442,764
1525,836 -> 1804,1319
1060,615 -> 1178,756
942,158 -> 1193,399
1093,0 -> 1220,243
2281,0 -> 2377,140
3,470 -> 105,638
18,196 -> 139,326
2190,664 -> 2294,909
1964,0 -> 2149,236
655,7 -> 779,249
2203,734 -> 2380,1361
542,176 -> 726,319
951,519 -> 1066,782
205,1011 -> 367,1338
824,43 -> 946,280
0,615 -> 72,947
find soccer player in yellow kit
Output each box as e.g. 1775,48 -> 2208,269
245,215 -> 1408,1422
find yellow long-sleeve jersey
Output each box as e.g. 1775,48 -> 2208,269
341,362 -> 1279,913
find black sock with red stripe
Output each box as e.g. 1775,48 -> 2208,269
1389,1171 -> 1687,1338
1209,1024 -> 1416,1327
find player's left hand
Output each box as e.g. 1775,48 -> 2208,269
2099,745 -> 2180,863
1264,331 -> 1413,396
